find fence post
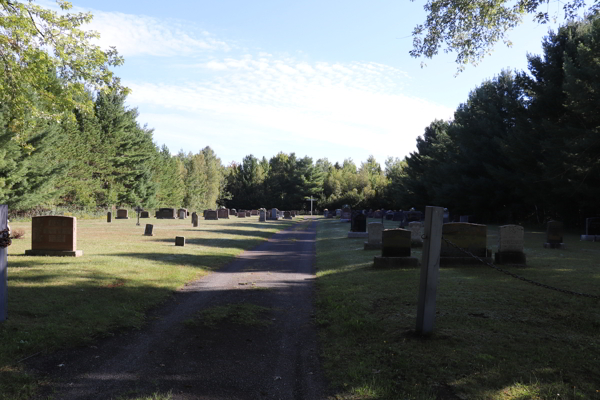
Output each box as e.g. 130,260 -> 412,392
416,206 -> 444,335
1,205 -> 7,322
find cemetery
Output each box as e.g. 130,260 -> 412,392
317,215 -> 600,399
1,1 -> 599,397
1,212 -> 302,397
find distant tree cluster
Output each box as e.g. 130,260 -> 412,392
400,15 -> 600,225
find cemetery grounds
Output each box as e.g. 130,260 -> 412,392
0,215 -> 299,399
315,217 -> 600,400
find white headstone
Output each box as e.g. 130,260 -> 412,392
498,225 -> 524,253
368,222 -> 383,245
409,221 -> 422,245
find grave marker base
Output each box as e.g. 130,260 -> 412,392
347,232 -> 368,238
25,249 -> 83,257
495,251 -> 526,265
115,217 -> 129,220
439,256 -> 493,266
580,235 -> 600,241
363,242 -> 382,250
543,243 -> 566,249
373,256 -> 419,268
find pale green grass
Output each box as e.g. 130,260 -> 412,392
0,216 -> 299,399
316,217 -> 600,400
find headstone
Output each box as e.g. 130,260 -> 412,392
323,209 -> 329,218
217,209 -> 230,219
1,205 -> 7,322
156,208 -> 177,219
25,216 -> 83,257
409,221 -> 423,247
373,210 -> 382,219
373,229 -> 419,267
385,211 -> 394,221
192,212 -> 198,227
175,236 -> 185,246
259,209 -> 266,222
335,209 -> 342,217
245,210 -> 251,217
251,210 -> 258,216
393,211 -> 404,222
544,221 -> 566,249
443,209 -> 450,223
107,212 -> 112,223
284,211 -> 292,219
271,208 -> 279,220
140,211 -> 149,218
581,217 -> 600,241
205,210 -> 218,220
352,213 -> 367,232
406,209 -> 422,223
459,215 -> 476,223
495,225 -> 526,264
440,223 -> 492,265
382,229 -> 411,257
291,210 -> 296,217
364,222 -> 383,250
144,224 -> 154,236
116,209 -> 129,219
238,210 -> 246,218
340,207 -> 351,222
178,208 -> 187,219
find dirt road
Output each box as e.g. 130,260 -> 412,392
29,217 -> 325,400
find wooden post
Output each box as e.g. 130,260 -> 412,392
0,205 -> 7,322
416,206 -> 444,335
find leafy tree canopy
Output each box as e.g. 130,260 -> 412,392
411,0 -> 598,70
0,0 -> 124,141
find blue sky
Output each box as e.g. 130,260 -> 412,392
46,0 -> 561,166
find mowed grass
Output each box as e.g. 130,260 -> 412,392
315,218 -> 600,400
0,215 -> 300,399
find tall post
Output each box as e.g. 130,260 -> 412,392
0,205 -> 8,322
416,206 -> 444,335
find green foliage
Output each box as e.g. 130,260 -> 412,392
401,15 -> 600,225
411,0 -> 598,70
0,0 -> 125,140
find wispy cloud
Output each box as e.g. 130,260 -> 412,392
86,12 -> 231,57
127,54 -> 453,158
57,5 -> 453,161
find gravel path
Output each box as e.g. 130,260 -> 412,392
29,217 -> 325,400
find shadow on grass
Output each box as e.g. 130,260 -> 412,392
102,252 -> 234,270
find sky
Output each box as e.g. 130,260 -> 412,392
42,0 -> 563,166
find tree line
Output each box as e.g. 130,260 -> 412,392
396,15 -> 600,226
2,1 -> 598,226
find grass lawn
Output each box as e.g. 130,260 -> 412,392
315,217 -> 600,400
0,215 -> 300,400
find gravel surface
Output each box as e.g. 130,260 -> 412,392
28,217 -> 326,400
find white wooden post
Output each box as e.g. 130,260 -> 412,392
416,206 -> 444,335
0,205 -> 7,322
